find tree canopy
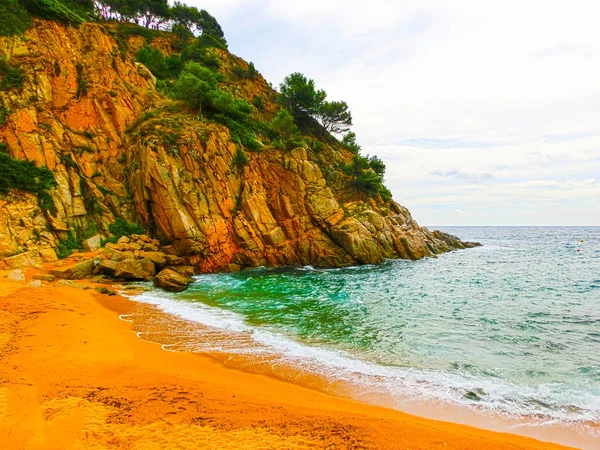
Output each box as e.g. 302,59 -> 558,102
6,0 -> 227,45
93,0 -> 227,45
279,72 -> 353,135
279,72 -> 326,119
316,100 -> 352,134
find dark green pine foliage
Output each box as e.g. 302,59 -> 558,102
0,0 -> 31,36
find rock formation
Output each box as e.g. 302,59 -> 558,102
0,20 -> 478,275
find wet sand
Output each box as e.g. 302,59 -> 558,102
0,274 -> 575,449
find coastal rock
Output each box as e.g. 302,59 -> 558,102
49,260 -> 94,280
33,273 -> 55,282
98,260 -> 118,276
7,270 -> 25,281
4,251 -> 41,269
0,20 -> 478,273
154,268 -> 192,292
171,265 -> 195,277
114,258 -> 156,281
83,235 -> 103,252
94,286 -> 116,296
139,251 -> 167,269
39,248 -> 58,263
56,280 -> 89,290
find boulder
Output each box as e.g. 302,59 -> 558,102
263,227 -> 286,246
154,268 -> 192,292
33,273 -> 55,282
139,251 -> 167,269
7,269 -> 25,281
49,259 -> 94,280
83,235 -> 103,252
139,235 -> 152,243
165,255 -> 184,266
129,242 -> 143,251
94,286 -> 116,296
56,279 -> 89,290
171,265 -> 195,277
117,236 -> 131,244
29,280 -> 42,288
4,251 -> 41,269
142,243 -> 160,252
114,258 -> 156,281
98,259 -> 118,276
103,247 -> 129,261
39,247 -> 58,263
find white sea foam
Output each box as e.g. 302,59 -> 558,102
127,288 -> 600,429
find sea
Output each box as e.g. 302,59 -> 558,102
125,226 -> 600,448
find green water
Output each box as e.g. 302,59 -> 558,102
135,227 -> 600,433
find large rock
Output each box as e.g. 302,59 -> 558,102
7,270 -> 25,281
56,280 -> 89,290
98,259 -> 118,276
114,258 -> 156,281
33,273 -> 55,282
4,251 -> 41,269
39,248 -> 58,263
49,259 -> 94,280
83,235 -> 103,252
154,268 -> 192,292
138,251 -> 167,269
0,21 -> 479,276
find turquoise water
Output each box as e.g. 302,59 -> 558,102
133,227 -> 600,435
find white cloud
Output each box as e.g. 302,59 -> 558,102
186,0 -> 600,225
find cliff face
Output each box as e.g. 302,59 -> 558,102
0,21 -> 476,272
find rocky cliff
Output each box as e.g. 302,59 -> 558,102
0,20 -> 477,272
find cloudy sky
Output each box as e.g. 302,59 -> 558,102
190,0 -> 599,225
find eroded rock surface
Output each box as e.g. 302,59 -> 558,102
0,21 -> 479,275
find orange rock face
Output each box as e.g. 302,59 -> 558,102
0,21 -> 476,271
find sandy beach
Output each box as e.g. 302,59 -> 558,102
0,273 -> 575,449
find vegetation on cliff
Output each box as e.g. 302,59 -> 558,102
0,8 -> 477,268
0,144 -> 57,214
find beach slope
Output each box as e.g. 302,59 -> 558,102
0,279 -> 570,449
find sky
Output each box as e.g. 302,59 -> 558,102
188,0 -> 600,225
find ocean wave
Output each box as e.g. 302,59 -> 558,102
128,289 -> 600,428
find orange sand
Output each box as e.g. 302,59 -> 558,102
0,276 -> 575,449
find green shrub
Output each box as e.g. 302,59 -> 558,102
341,154 -> 391,201
367,155 -> 386,177
0,148 -> 57,214
252,95 -> 265,112
56,232 -> 83,259
270,109 -> 303,150
231,146 -> 249,169
232,62 -> 257,80
0,104 -> 10,126
195,33 -> 227,51
21,0 -> 85,24
173,62 -> 253,122
59,153 -> 78,169
311,140 -> 324,152
75,63 -> 89,97
0,0 -> 31,36
136,45 -> 183,80
0,58 -> 24,90
213,114 -> 260,150
108,218 -> 144,240
341,132 -> 361,154
181,39 -> 221,70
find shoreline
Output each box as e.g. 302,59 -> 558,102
0,275 -> 583,449
121,283 -> 599,449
